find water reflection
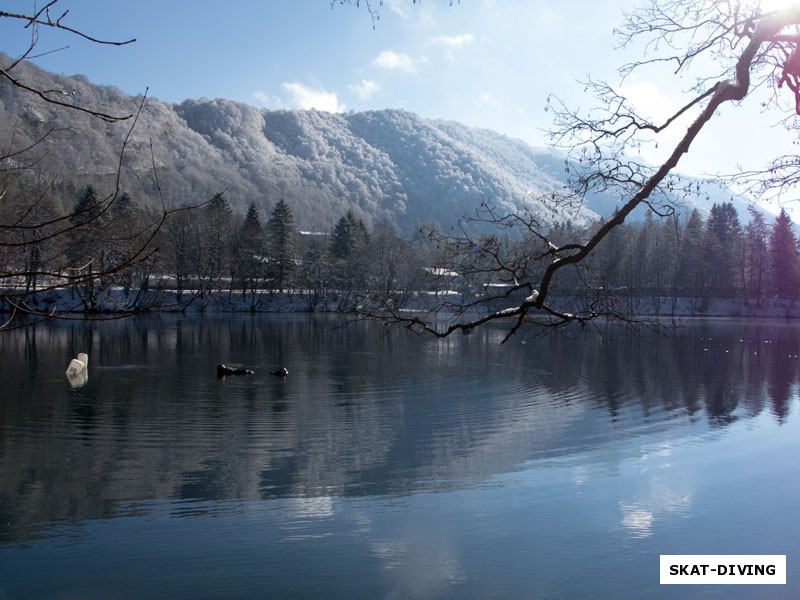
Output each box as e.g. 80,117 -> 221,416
0,315 -> 797,544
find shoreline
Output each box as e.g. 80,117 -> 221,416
4,287 -> 800,320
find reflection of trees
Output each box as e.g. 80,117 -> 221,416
765,338 -> 800,423
505,320 -> 796,426
0,317 -> 797,542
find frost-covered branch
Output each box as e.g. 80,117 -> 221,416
0,1 -> 135,122
361,0 -> 800,341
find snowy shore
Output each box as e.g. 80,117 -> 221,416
5,287 -> 800,321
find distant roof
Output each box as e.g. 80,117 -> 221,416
423,267 -> 459,277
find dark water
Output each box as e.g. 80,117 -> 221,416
0,314 -> 799,599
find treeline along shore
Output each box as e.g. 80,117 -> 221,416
4,184 -> 800,321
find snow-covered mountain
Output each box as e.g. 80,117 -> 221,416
0,53 -> 763,234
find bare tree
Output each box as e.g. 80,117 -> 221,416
351,0 -> 800,340
331,0 -> 458,27
0,2 -> 135,122
0,1 -> 202,328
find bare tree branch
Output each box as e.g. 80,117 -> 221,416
358,1 -> 800,341
0,1 -> 135,122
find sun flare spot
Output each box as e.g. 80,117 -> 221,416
759,0 -> 800,12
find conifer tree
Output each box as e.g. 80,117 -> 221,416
703,202 -> 742,296
67,185 -> 107,296
267,199 -> 297,290
330,209 -> 368,259
675,209 -> 705,297
768,208 -> 800,299
203,192 -> 234,285
162,207 -> 195,299
744,207 -> 769,304
70,185 -> 103,228
107,192 -> 146,293
588,217 -> 631,291
330,212 -> 354,260
329,209 -> 371,293
240,202 -> 264,250
233,202 -> 265,294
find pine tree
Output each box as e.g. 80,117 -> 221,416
240,202 -> 264,259
675,209 -> 705,297
66,185 -> 110,302
203,193 -> 233,286
70,185 -> 103,227
162,207 -> 196,298
107,191 -> 143,293
67,185 -> 106,269
768,208 -> 800,298
330,212 -> 354,259
107,192 -> 139,246
588,217 -> 631,290
205,192 -> 233,226
655,214 -> 679,296
744,207 -> 769,304
635,210 -> 658,292
329,209 -> 371,292
233,202 -> 265,294
330,209 -> 368,259
356,217 -> 370,246
267,199 -> 297,290
703,202 -> 742,296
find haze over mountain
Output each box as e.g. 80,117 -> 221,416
0,54 -> 762,235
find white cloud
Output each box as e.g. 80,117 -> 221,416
371,50 -> 418,73
383,0 -> 412,18
280,82 -> 346,113
430,33 -> 476,61
475,91 -> 498,110
430,33 -> 475,49
382,0 -> 437,24
348,79 -> 380,101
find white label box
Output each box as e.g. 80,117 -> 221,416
660,555 -> 786,585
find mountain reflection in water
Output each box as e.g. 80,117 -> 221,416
0,315 -> 798,599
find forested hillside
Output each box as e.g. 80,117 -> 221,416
6,52 -> 795,321
0,53 -> 762,236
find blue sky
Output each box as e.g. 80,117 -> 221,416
1,0 -> 798,197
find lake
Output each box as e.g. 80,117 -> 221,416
0,314 -> 798,599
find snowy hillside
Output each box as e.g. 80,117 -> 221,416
0,53 -> 765,234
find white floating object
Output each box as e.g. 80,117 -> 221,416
66,352 -> 89,388
66,353 -> 88,375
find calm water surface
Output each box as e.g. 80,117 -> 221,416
1,314 -> 799,599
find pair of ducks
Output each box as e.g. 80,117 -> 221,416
216,364 -> 288,377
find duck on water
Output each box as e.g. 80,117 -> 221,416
217,363 -> 254,377
216,364 -> 289,377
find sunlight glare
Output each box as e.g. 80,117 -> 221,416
760,0 -> 800,12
